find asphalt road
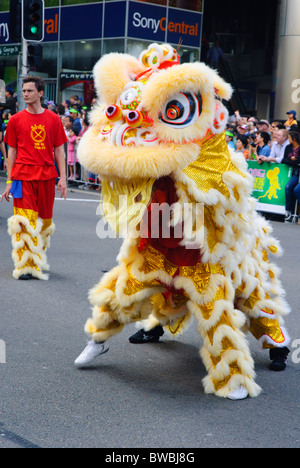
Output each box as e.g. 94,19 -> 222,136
0,177 -> 299,449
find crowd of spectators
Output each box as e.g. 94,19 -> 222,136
226,109 -> 300,222
1,86 -> 299,220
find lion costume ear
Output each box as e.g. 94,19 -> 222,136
213,73 -> 233,101
93,53 -> 146,104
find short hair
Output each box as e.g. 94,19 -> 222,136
277,128 -> 288,138
258,131 -> 271,146
236,135 -> 248,147
23,75 -> 45,92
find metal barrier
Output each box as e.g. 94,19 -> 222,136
65,141 -> 101,192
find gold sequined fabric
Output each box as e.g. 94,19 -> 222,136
183,132 -> 245,197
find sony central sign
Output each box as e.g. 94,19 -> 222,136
132,11 -> 199,38
0,21 -> 9,42
128,2 -> 202,47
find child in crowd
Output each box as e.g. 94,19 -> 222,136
67,125 -> 79,180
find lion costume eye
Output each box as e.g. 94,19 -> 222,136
159,92 -> 202,128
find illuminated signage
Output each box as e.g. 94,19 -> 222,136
0,1 -> 202,48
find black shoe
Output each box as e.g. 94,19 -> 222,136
18,274 -> 33,280
269,347 -> 290,371
129,326 -> 164,344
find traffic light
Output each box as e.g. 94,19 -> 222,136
22,0 -> 44,42
28,43 -> 43,68
9,0 -> 22,43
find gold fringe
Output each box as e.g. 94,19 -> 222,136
101,177 -> 155,234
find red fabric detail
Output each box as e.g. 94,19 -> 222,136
13,179 -> 56,220
11,164 -> 58,181
139,176 -> 201,267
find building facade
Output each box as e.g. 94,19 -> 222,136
0,0 -> 203,105
0,0 -> 299,120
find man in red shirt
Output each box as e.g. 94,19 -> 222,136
1,76 -> 67,280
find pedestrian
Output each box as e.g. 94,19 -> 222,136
282,130 -> 300,223
69,108 -> 82,133
206,40 -> 225,69
77,116 -> 90,190
0,86 -> 17,116
234,135 -> 250,160
225,129 -> 235,150
264,128 -> 290,163
257,120 -> 270,133
253,131 -> 271,163
284,110 -> 297,130
67,125 -> 79,180
0,75 -> 68,280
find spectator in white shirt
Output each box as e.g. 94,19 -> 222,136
259,129 -> 289,163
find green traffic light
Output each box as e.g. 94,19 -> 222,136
30,26 -> 38,34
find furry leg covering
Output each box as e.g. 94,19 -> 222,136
8,214 -> 55,280
187,284 -> 262,398
84,263 -> 163,342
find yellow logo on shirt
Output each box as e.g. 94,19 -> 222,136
31,124 -> 46,149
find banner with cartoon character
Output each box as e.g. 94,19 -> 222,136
247,161 -> 293,214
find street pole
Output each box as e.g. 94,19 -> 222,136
18,36 -> 28,111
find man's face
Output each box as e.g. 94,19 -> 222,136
22,82 -> 43,105
64,118 -> 73,129
276,130 -> 287,145
258,123 -> 269,132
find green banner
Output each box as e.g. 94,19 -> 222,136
247,161 -> 293,214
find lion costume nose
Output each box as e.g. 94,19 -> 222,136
105,105 -> 122,122
126,110 -> 143,128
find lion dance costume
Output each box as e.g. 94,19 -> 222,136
76,44 -> 290,398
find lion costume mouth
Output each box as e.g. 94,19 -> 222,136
100,122 -> 158,148
78,124 -> 200,181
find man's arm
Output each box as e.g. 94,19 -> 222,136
54,144 -> 67,199
0,146 -> 17,202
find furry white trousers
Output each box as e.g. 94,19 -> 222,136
8,210 -> 55,280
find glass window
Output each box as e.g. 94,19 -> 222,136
61,40 -> 102,71
35,42 -> 59,78
126,39 -> 153,59
169,0 -> 203,12
179,46 -> 199,63
135,0 -> 168,5
45,0 -> 103,5
102,39 -> 125,55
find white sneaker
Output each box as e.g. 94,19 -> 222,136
74,341 -> 109,368
227,385 -> 248,400
285,212 -> 293,223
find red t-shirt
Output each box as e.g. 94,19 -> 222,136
4,109 -> 68,180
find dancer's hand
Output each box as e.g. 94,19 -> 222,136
0,183 -> 12,202
57,178 -> 67,200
